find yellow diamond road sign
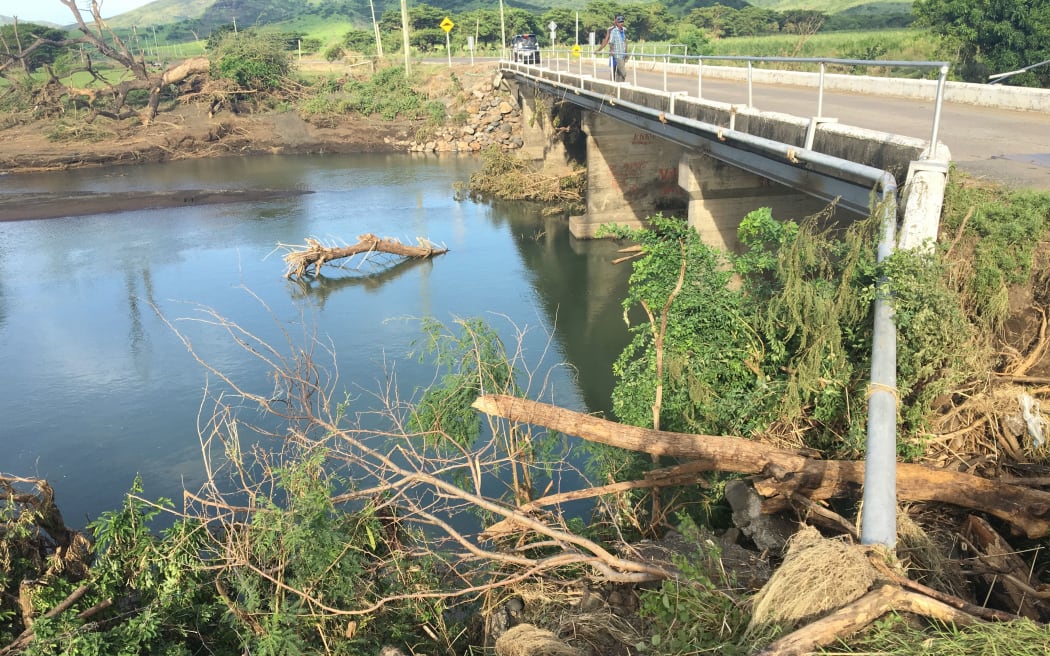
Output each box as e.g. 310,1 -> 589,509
440,17 -> 454,32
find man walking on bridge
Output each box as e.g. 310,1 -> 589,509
596,14 -> 628,82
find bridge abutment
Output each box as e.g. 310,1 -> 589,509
515,85 -> 571,172
678,155 -> 837,253
569,112 -> 687,239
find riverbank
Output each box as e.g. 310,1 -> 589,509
0,63 -> 530,221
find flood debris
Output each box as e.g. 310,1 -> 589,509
279,233 -> 448,279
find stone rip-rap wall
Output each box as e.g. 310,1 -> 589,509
410,74 -> 524,153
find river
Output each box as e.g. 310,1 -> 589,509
0,153 -> 633,528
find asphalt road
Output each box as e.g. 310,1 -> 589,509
537,60 -> 1050,191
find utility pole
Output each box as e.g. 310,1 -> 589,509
400,0 -> 410,73
369,0 -> 383,58
499,0 -> 506,58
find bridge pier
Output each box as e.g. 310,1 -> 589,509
569,112 -> 687,239
515,84 -> 571,172
678,155 -> 837,253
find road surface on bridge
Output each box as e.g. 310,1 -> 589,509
628,69 -> 1050,190
555,63 -> 1050,191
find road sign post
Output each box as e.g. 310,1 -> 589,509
440,17 -> 454,67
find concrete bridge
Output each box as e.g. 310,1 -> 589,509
500,58 -> 955,252
493,55 -> 1050,549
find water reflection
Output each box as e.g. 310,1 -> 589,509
0,153 -> 632,528
287,258 -> 436,308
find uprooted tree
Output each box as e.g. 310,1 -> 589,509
279,233 -> 449,279
0,1 -> 290,125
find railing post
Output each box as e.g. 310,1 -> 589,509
663,54 -> 668,91
697,57 -> 703,98
929,64 -> 949,160
747,59 -> 754,107
818,61 -> 826,117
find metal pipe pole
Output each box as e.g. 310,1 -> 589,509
928,65 -> 949,160
818,62 -> 825,117
861,174 -> 900,549
747,60 -> 753,107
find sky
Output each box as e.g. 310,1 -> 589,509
0,0 -> 154,25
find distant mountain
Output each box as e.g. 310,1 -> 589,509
100,0 -> 914,31
0,15 -> 68,27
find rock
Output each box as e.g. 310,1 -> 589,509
724,479 -> 796,553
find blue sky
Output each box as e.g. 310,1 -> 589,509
0,0 -> 153,25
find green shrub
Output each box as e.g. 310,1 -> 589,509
637,517 -> 750,655
211,31 -> 293,91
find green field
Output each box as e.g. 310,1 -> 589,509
706,28 -> 940,62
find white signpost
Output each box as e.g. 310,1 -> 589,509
548,20 -> 557,48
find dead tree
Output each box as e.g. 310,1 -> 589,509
280,234 -> 449,279
0,1 -> 210,124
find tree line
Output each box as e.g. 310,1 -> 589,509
3,0 -> 1048,86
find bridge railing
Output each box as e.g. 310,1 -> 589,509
513,49 -> 951,160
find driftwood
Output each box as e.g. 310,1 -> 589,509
753,584 -> 983,656
963,515 -> 1050,620
470,394 -> 1050,538
282,233 -> 448,279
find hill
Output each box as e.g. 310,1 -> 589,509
101,0 -> 914,30
748,0 -> 911,12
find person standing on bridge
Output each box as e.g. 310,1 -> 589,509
596,14 -> 628,82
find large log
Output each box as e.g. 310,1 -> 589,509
471,394 -> 1050,538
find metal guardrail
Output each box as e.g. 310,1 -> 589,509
507,49 -> 951,161
988,59 -> 1050,84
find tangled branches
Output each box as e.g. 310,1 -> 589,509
277,233 -> 448,279
148,306 -> 673,649
457,146 -> 585,214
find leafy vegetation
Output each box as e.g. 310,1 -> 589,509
914,0 -> 1050,85
3,2 -> 1049,654
210,30 -> 293,91
2,169 -> 1048,656
636,518 -> 751,655
605,178 -> 1050,465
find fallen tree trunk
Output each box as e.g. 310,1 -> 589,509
471,394 -> 1050,538
282,233 -> 448,278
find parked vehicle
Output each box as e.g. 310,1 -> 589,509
512,34 -> 540,65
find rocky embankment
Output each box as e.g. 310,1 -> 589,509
409,73 -> 523,154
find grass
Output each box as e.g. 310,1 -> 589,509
705,29 -> 942,63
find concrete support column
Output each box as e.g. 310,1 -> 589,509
678,154 -> 835,253
898,160 -> 950,251
517,86 -> 569,173
570,112 -> 687,239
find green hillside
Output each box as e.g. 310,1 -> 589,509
748,0 -> 910,11
104,0 -> 914,30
